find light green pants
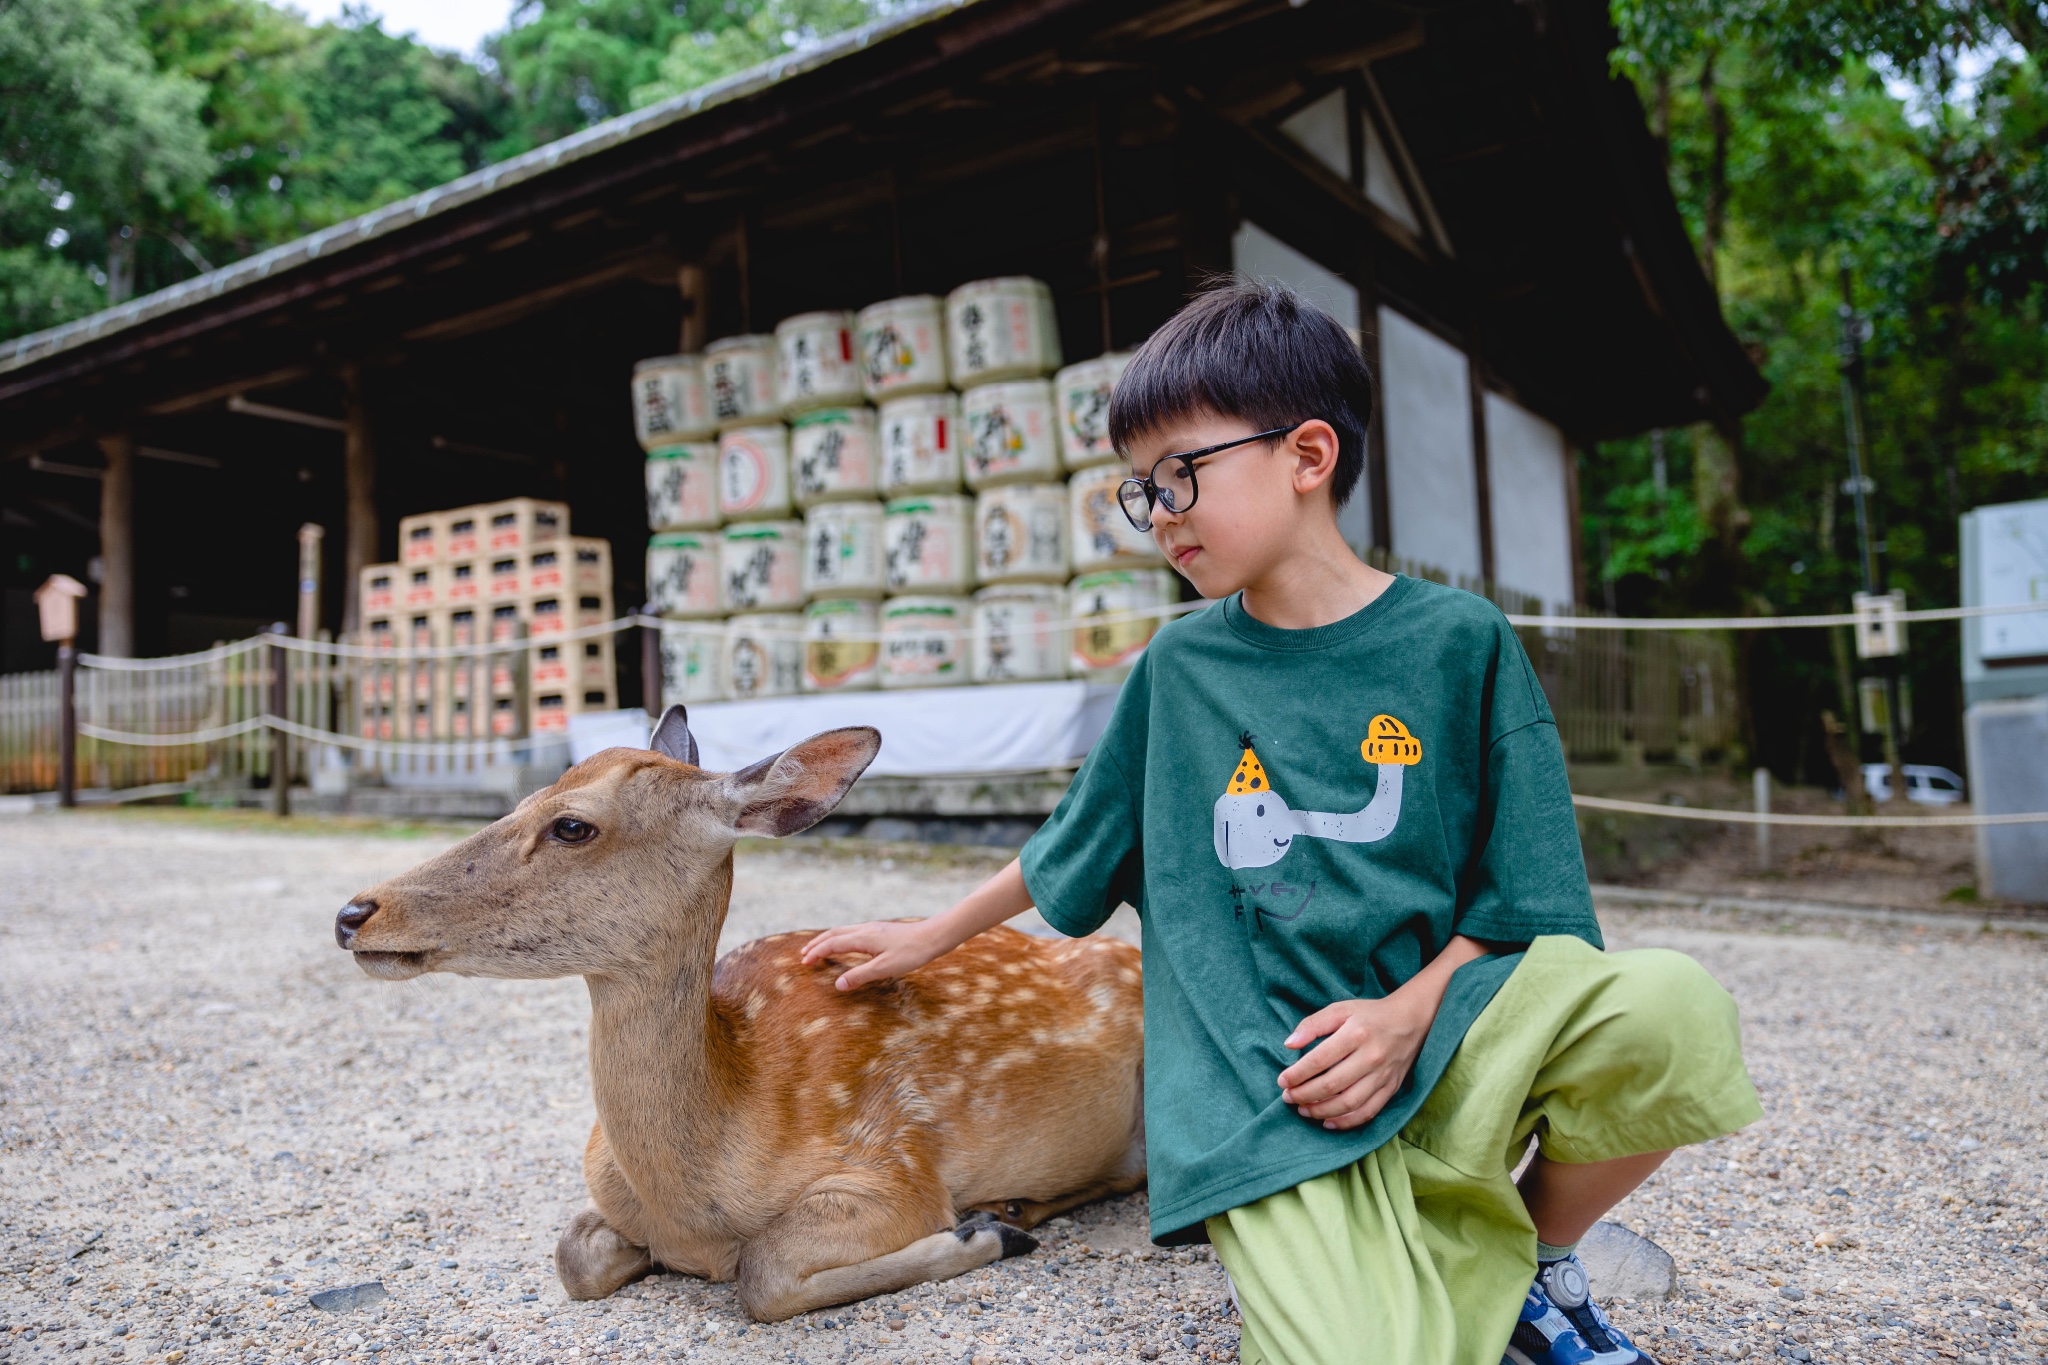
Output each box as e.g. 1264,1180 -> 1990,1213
1206,935 -> 1761,1365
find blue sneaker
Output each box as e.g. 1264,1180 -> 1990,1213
1502,1282 -> 1595,1365
1507,1255 -> 1659,1365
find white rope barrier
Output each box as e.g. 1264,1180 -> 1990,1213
75,717 -> 269,746
78,636 -> 267,670
260,713 -> 561,757
1571,793 -> 2048,827
1504,599 -> 2048,631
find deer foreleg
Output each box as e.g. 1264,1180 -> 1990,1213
555,1206 -> 653,1300
737,1190 -> 1034,1322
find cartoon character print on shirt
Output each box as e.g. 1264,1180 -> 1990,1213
1211,716 -> 1423,871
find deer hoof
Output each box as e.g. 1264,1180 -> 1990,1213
952,1210 -> 1038,1260
555,1208 -> 652,1300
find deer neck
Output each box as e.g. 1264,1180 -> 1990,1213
581,852 -> 746,1204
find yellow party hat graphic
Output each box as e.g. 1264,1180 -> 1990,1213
1227,732 -> 1271,794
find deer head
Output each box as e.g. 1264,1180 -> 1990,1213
334,708 -> 881,982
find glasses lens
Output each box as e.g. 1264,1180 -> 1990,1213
1155,459 -> 1196,514
1117,479 -> 1154,532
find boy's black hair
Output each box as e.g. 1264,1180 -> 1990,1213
1107,279 -> 1373,510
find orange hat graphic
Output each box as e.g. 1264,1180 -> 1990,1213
1361,714 -> 1421,766
1227,732 -> 1270,794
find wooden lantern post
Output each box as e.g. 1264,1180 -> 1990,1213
34,575 -> 89,807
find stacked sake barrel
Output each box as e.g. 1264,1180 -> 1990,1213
635,276 -> 1176,707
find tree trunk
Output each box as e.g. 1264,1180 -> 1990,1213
1819,710 -> 1871,816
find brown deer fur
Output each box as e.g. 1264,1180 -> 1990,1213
334,719 -> 1145,1321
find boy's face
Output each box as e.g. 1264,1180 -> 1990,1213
1125,410 -> 1342,599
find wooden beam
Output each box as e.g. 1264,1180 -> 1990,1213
139,366 -> 315,416
400,253 -> 677,343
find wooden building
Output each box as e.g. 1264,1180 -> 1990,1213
0,0 -> 1761,678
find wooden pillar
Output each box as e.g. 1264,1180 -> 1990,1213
1466,349 -> 1496,588
677,264 -> 708,354
340,365 -> 379,637
96,432 -> 135,657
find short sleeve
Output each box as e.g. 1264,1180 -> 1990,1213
1019,670 -> 1149,938
1453,717 -> 1602,948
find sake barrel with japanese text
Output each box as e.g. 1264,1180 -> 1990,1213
646,532 -> 721,619
775,310 -> 861,415
972,584 -> 1066,683
705,334 -> 778,428
884,494 -> 975,594
802,500 -> 886,600
1068,464 -> 1165,571
803,598 -> 880,693
880,595 -> 971,689
659,619 -> 727,704
725,613 -> 803,699
791,407 -> 880,507
945,277 -> 1062,386
720,519 -> 804,612
718,424 -> 792,522
1054,352 -> 1132,470
856,294 -> 947,400
645,444 -> 719,531
1069,568 -> 1176,678
974,483 -> 1067,586
632,354 -> 715,449
962,380 -> 1061,489
877,392 -> 961,495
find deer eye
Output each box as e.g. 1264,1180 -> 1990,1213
549,817 -> 597,845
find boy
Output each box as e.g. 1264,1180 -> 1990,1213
802,282 -> 1760,1365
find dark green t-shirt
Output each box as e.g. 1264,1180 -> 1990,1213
1019,576 -> 1601,1244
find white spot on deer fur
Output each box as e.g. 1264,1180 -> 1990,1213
1011,988 -> 1038,1002
1087,984 -> 1119,1011
799,1016 -> 828,1038
826,1083 -> 851,1108
744,993 -> 765,1018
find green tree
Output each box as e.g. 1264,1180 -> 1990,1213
1591,0 -> 2048,776
0,0 -> 212,328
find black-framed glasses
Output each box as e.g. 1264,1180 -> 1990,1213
1116,426 -> 1299,531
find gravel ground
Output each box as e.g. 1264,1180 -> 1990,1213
3,810 -> 2046,1365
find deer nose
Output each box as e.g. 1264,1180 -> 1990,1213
335,899 -> 379,948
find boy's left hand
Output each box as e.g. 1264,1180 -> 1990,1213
1278,995 -> 1431,1130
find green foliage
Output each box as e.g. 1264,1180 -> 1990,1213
1591,0 -> 2048,773
0,0 -> 213,322
486,0 -> 885,155
629,0 -> 883,110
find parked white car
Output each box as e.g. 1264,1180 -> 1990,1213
1861,763 -> 1967,805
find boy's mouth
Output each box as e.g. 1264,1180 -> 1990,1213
1170,544 -> 1201,568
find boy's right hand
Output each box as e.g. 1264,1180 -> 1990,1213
800,919 -> 945,991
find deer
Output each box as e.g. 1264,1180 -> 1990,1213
332,707 -> 1146,1321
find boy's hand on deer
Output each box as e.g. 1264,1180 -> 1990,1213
1277,995 -> 1431,1130
800,919 -> 946,991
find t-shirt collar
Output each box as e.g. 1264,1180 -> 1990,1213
1220,574 -> 1417,652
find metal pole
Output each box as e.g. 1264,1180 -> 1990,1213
1753,766 -> 1771,871
640,608 -> 664,719
1836,265 -> 1905,801
269,623 -> 291,818
57,641 -> 77,809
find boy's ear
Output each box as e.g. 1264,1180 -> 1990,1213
1289,419 -> 1343,497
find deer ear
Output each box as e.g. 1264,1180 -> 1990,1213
649,705 -> 699,766
725,727 -> 881,837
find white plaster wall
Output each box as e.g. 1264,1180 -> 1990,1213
1484,392 -> 1576,610
1378,306 -> 1481,580
1362,116 -> 1421,235
1231,220 -> 1360,330
1231,220 -> 1370,550
1279,90 -> 1351,182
